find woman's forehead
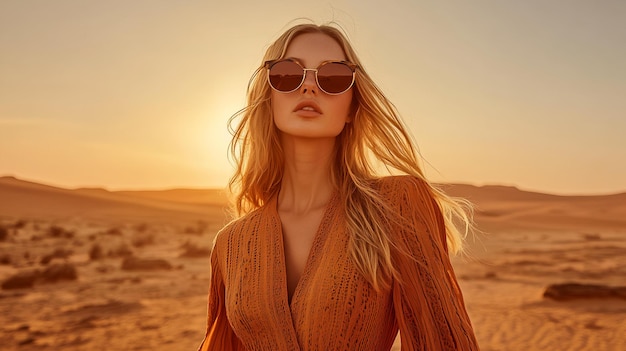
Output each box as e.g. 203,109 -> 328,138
284,33 -> 346,67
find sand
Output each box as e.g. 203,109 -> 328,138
1,175 -> 625,350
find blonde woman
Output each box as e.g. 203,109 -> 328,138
199,23 -> 480,351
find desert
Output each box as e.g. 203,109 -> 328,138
1,175 -> 625,350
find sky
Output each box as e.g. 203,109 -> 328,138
1,0 -> 625,195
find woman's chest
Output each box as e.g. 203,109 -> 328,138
221,225 -> 395,347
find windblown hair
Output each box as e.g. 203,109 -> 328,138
228,23 -> 473,291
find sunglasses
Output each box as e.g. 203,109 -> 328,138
265,59 -> 358,95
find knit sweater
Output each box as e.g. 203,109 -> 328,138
199,176 -> 479,350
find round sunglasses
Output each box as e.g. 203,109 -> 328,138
265,59 -> 358,95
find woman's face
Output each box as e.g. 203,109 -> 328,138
271,33 -> 354,140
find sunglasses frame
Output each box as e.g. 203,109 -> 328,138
264,58 -> 358,95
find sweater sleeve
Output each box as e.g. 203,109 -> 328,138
198,240 -> 246,351
389,177 -> 480,351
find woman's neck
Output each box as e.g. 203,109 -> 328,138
278,136 -> 335,215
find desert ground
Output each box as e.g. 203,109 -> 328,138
1,175 -> 625,350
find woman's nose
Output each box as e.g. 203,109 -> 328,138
300,69 -> 318,93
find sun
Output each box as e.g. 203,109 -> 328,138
180,94 -> 244,186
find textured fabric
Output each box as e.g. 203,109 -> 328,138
199,176 -> 479,351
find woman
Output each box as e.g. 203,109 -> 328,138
199,23 -> 480,351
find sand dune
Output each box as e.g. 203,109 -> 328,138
1,175 -> 625,351
3,175 -> 624,227
0,176 -> 227,223
114,188 -> 228,206
442,183 -> 626,231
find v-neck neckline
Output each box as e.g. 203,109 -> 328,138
271,191 -> 338,309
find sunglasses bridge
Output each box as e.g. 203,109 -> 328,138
301,68 -> 328,91
265,59 -> 357,95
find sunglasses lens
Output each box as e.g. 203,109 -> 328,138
268,60 -> 304,92
317,62 -> 354,94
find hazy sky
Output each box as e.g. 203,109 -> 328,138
1,0 -> 625,194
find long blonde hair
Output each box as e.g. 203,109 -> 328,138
228,23 -> 473,291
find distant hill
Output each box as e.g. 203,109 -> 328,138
440,183 -> 626,202
113,188 -> 228,206
440,183 -> 626,230
0,176 -> 227,223
1,176 -> 625,230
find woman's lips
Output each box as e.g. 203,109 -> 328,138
294,101 -> 322,117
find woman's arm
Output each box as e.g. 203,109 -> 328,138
198,242 -> 245,351
389,176 -> 480,351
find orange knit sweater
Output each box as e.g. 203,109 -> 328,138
199,176 -> 479,350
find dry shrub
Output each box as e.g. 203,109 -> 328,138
106,227 -> 123,236
121,257 -> 172,271
134,223 -> 149,233
89,243 -> 104,260
179,241 -> 211,258
1,270 -> 39,290
108,243 -> 133,258
183,221 -> 208,235
47,225 -> 74,239
582,232 -> 601,241
131,232 -> 155,248
0,254 -> 11,265
0,226 -> 8,241
40,248 -> 73,265
13,219 -> 27,229
40,263 -> 78,282
1,264 -> 78,289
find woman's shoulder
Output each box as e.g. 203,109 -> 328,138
376,175 -> 447,248
375,175 -> 443,227
212,205 -> 268,249
376,175 -> 434,202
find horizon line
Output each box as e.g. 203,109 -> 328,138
2,174 -> 625,198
